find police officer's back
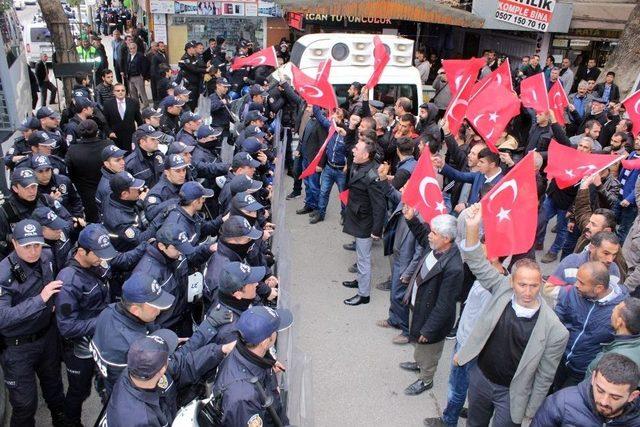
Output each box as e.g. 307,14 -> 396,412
0,220 -> 65,426
213,306 -> 292,427
4,117 -> 40,171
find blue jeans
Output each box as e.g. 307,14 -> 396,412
614,201 -> 637,243
442,341 -> 473,426
317,165 -> 346,218
536,197 -> 568,254
302,158 -> 320,210
560,225 -> 581,260
388,254 -> 410,336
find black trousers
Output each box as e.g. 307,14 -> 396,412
39,82 -> 57,107
186,84 -> 200,112
63,344 -> 95,423
1,326 -> 64,427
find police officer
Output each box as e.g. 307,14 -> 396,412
173,86 -> 193,112
31,206 -> 74,273
106,329 -> 235,426
103,171 -> 155,252
203,216 -> 275,310
16,130 -> 68,176
160,182 -> 221,266
209,77 -> 233,143
175,111 -> 202,147
91,272 -> 231,394
96,144 -> 127,219
63,97 -> 96,146
133,223 -> 196,337
237,110 -> 268,148
158,96 -> 185,137
192,125 -> 229,189
178,42 -> 207,111
212,262 -> 265,345
0,219 -> 65,426
4,117 -> 40,171
55,224 -> 117,425
218,152 -> 261,214
220,172 -> 263,216
31,155 -> 85,218
240,84 -> 268,121
213,306 -> 293,427
0,168 -> 71,258
167,140 -> 195,163
144,154 -> 189,224
76,35 -> 100,66
36,106 -> 66,158
125,124 -> 165,188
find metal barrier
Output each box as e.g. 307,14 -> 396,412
272,115 -> 315,427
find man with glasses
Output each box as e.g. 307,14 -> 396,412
103,83 -> 143,152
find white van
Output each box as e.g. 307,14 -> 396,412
278,33 -> 424,114
23,21 -> 54,66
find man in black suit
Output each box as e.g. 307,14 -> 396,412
35,53 -> 57,108
295,104 -> 328,216
150,41 -> 169,106
595,71 -> 621,104
103,83 -> 143,152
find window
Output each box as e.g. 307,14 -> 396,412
332,84 -> 351,109
30,27 -> 51,43
374,84 -> 418,114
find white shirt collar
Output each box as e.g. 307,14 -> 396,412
510,296 -> 540,318
485,170 -> 501,183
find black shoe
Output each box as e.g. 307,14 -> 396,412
296,206 -> 314,215
399,361 -> 420,372
404,379 -> 432,395
309,210 -> 318,218
459,407 -> 468,419
310,214 -> 324,224
343,295 -> 369,305
286,191 -> 301,200
342,279 -> 358,288
343,241 -> 356,251
423,418 -> 447,427
348,263 -> 358,273
446,326 -> 457,340
376,279 -> 391,291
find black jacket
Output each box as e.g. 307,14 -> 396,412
401,225 -> 464,343
299,117 -> 327,161
103,97 -> 143,151
595,82 -> 620,103
35,60 -> 50,85
65,136 -> 113,222
342,160 -> 387,238
150,51 -> 169,80
125,52 -> 149,79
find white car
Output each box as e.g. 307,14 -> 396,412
13,0 -> 25,9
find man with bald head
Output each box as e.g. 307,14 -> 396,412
553,260 -> 629,391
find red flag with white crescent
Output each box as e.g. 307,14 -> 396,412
443,58 -> 485,135
481,152 -> 538,259
545,140 -> 623,189
622,158 -> 640,170
622,89 -> 640,137
548,81 -> 570,125
230,46 -> 278,71
366,36 -> 390,89
401,150 -> 447,224
299,125 -> 336,180
520,73 -> 550,113
292,63 -> 338,111
470,59 -> 513,99
465,81 -> 521,153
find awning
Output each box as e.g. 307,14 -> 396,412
276,0 -> 485,28
570,1 -> 635,31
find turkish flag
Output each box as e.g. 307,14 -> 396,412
401,150 -> 447,223
443,58 -> 485,135
622,89 -> 640,137
339,190 -> 350,205
548,81 -> 569,125
546,140 -> 622,189
292,63 -> 338,111
481,152 -> 539,259
230,46 -> 278,71
520,73 -> 549,113
442,58 -> 485,98
471,59 -> 513,99
465,81 -> 521,153
299,125 -> 336,180
622,158 -> 640,170
366,36 -> 390,89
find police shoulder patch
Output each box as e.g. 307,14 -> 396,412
147,196 -> 158,204
157,374 -> 168,389
247,414 -> 263,427
124,227 -> 136,239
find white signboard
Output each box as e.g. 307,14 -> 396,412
495,0 -> 556,32
151,0 -> 174,14
153,14 -> 167,43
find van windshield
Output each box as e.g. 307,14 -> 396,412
332,83 -> 419,115
374,84 -> 418,115
30,27 -> 51,43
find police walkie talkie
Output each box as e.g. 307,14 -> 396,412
8,257 -> 27,283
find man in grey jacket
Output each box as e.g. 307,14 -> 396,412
456,204 -> 569,426
623,177 -> 640,294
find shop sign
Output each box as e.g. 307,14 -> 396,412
303,14 -> 397,26
151,0 -> 174,14
171,0 -> 279,17
494,0 -> 556,32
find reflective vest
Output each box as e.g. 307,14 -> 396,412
76,46 -> 100,63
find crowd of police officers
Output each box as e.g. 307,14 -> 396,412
0,37 -> 299,427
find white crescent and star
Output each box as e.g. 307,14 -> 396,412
252,55 -> 267,66
300,85 -> 323,98
447,97 -> 468,122
418,176 -> 441,208
488,179 -> 518,222
553,92 -> 562,109
634,98 -> 640,115
565,169 -> 575,177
